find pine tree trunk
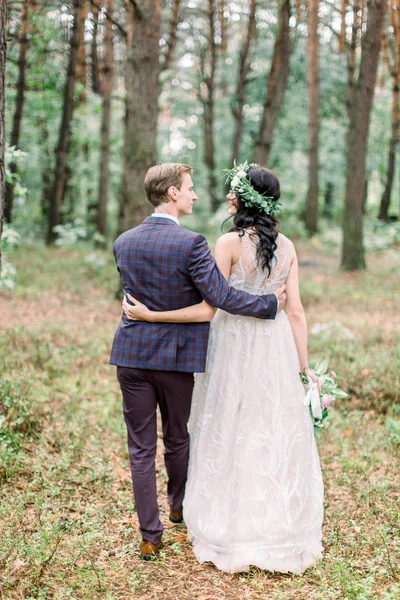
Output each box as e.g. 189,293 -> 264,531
38,117 -> 52,219
305,0 -> 319,235
379,76 -> 399,220
231,0 -> 257,164
253,0 -> 291,166
162,0 -> 181,71
0,0 -> 6,274
76,0 -> 88,96
219,0 -> 227,56
97,0 -> 114,240
47,0 -> 82,244
346,0 -> 361,119
4,0 -> 30,223
340,0 -> 347,53
323,181 -> 334,217
199,0 -> 218,213
379,0 -> 400,221
118,0 -> 161,233
90,2 -> 101,94
342,0 -> 387,270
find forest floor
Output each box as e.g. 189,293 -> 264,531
0,240 -> 399,600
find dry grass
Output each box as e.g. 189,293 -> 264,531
0,243 -> 399,599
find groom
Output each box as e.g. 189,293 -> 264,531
110,163 -> 286,559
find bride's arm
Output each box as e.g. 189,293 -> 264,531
123,235 -> 235,323
286,248 -> 316,382
123,295 -> 216,323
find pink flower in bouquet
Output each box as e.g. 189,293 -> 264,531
322,394 -> 334,409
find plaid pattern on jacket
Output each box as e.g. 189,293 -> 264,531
110,216 -> 277,373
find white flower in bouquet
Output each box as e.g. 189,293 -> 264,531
300,360 -> 348,434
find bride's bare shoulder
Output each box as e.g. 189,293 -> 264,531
277,231 -> 295,249
215,231 -> 243,248
214,231 -> 244,262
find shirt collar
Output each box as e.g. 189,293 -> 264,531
151,213 -> 179,225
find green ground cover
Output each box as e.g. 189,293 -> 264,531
0,242 -> 399,599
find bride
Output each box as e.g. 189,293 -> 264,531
123,163 -> 324,574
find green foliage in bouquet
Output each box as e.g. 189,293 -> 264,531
300,360 -> 348,434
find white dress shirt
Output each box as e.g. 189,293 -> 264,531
151,213 -> 179,225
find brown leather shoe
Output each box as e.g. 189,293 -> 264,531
140,540 -> 163,560
169,509 -> 183,524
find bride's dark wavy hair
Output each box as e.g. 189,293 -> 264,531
225,165 -> 280,276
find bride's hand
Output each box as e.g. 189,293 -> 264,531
305,367 -> 321,394
122,294 -> 153,322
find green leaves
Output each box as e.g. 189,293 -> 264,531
224,161 -> 282,217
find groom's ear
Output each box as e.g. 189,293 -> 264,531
167,185 -> 178,201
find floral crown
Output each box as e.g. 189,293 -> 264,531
224,160 -> 281,217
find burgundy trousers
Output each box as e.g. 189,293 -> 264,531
116,367 -> 195,544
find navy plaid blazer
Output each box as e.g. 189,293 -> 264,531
110,216 -> 278,373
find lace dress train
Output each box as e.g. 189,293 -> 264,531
182,233 -> 324,574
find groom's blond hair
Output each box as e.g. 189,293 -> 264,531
144,163 -> 193,207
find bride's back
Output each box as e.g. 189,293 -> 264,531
228,231 -> 294,295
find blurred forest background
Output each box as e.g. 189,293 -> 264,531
1,0 -> 400,287
0,3 -> 399,598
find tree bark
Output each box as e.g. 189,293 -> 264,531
342,0 -> 387,270
4,0 -> 30,223
204,0 -> 218,212
162,0 -> 181,71
339,0 -> 347,53
253,0 -> 291,166
0,0 -> 6,274
90,2 -> 101,93
346,0 -> 361,119
379,78 -> 399,220
198,0 -> 218,213
38,117 -> 52,219
97,0 -> 114,240
47,0 -> 83,244
379,0 -> 400,220
219,0 -> 227,56
323,182 -> 334,217
231,0 -> 257,165
305,0 -> 320,235
117,0 -> 161,233
76,0 -> 89,94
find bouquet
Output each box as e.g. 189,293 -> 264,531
299,360 -> 348,434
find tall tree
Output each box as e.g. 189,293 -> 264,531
305,0 -> 320,235
96,0 -> 114,240
231,0 -> 257,164
342,0 -> 387,270
253,0 -> 291,166
118,0 -> 161,233
379,0 -> 400,221
340,0 -> 347,53
162,0 -> 181,71
90,2 -> 101,94
76,0 -> 89,95
4,0 -> 30,223
346,0 -> 361,119
0,0 -> 5,273
199,0 -> 218,212
219,0 -> 227,56
47,0 -> 83,244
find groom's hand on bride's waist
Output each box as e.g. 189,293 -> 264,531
275,284 -> 287,313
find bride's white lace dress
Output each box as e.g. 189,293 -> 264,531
183,232 -> 324,574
